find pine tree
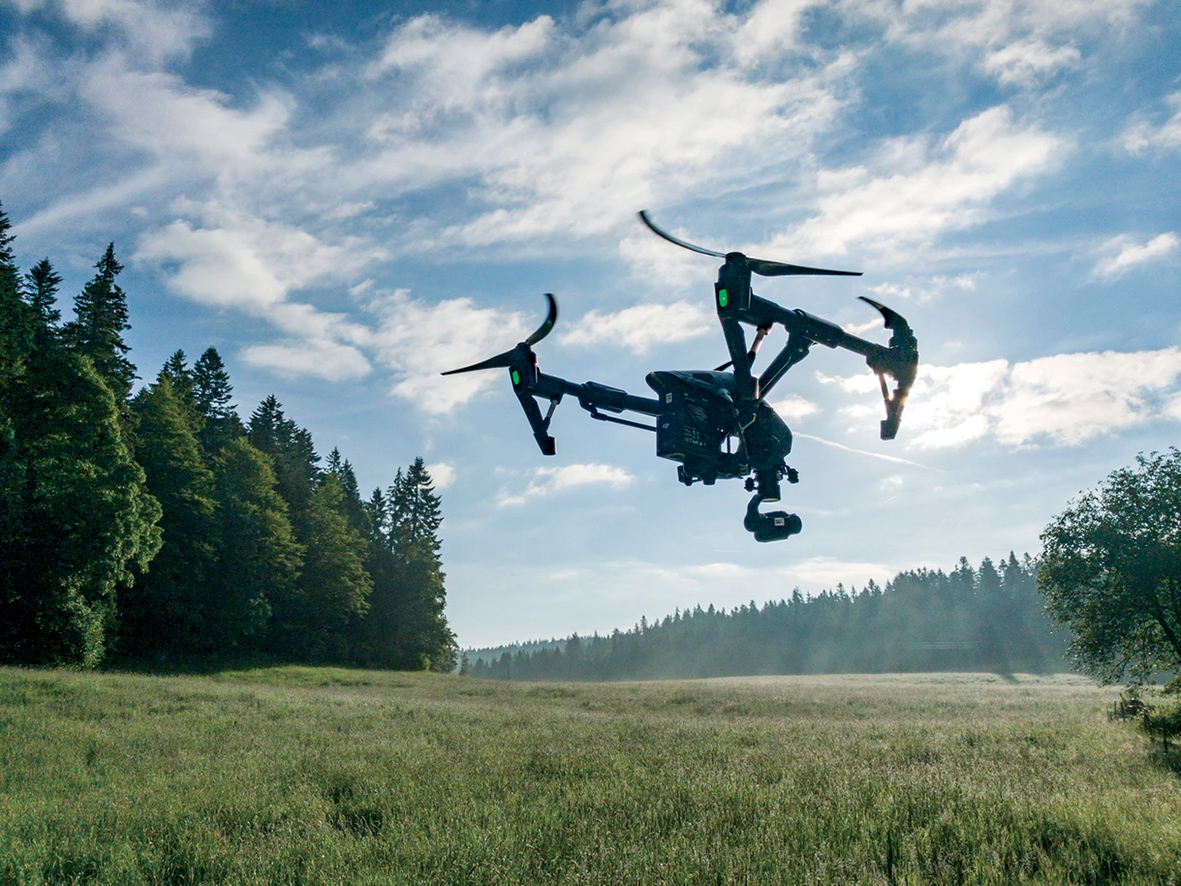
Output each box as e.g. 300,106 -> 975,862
117,376 -> 219,658
193,347 -> 243,452
248,396 -> 319,528
388,458 -> 455,671
64,244 -> 136,402
211,437 -> 303,651
295,473 -> 372,660
22,258 -> 62,330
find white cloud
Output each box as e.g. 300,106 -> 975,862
786,555 -> 891,592
767,395 -> 819,422
827,348 -> 1181,448
1092,232 -> 1179,279
13,0 -> 210,64
980,38 -> 1080,86
497,462 -> 634,508
425,462 -> 457,490
559,301 -> 712,354
781,106 -> 1063,256
240,340 -> 371,382
1122,91 -> 1181,154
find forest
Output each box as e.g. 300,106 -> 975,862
0,202 -> 456,671
469,553 -> 1068,680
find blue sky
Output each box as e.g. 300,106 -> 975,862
2,0 -> 1179,648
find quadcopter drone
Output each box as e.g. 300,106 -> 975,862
444,212 -> 918,542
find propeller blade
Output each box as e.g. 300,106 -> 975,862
748,258 -> 861,278
525,293 -> 559,346
637,210 -> 725,259
859,296 -> 904,329
638,210 -> 860,277
440,350 -> 515,376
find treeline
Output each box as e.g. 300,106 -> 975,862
471,554 -> 1067,681
0,203 -> 455,670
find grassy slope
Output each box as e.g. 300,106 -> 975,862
1,668 -> 1179,885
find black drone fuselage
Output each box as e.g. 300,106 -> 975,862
443,215 -> 919,542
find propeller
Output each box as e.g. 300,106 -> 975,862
441,293 -> 558,376
638,211 -> 861,278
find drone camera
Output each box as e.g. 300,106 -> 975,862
750,511 -> 803,543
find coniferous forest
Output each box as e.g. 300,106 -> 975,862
0,203 -> 456,671
470,553 -> 1068,681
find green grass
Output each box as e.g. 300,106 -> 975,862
1,668 -> 1179,885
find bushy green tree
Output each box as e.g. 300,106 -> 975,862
0,345 -> 161,666
1039,449 -> 1181,684
22,258 -> 63,330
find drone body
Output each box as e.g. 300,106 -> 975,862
444,212 -> 919,542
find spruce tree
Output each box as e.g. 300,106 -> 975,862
212,437 -> 303,651
388,459 -> 455,671
117,376 -> 219,658
64,244 -> 136,402
248,395 -> 319,528
193,347 -> 243,452
22,258 -> 62,330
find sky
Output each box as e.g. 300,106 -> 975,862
1,0 -> 1179,649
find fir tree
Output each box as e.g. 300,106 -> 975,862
212,437 -> 303,651
117,376 -> 219,658
193,347 -> 243,452
64,244 -> 136,402
248,395 -> 319,528
22,258 -> 62,330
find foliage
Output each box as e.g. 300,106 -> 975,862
1,667 -> 1178,885
0,345 -> 161,667
472,554 -> 1065,681
117,376 -> 219,658
63,243 -> 137,403
0,204 -> 454,671
1039,448 -> 1181,684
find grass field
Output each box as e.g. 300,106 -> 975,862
1,667 -> 1179,885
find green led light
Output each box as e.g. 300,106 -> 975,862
718,288 -> 729,308
511,369 -> 521,386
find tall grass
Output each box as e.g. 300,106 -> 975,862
1,668 -> 1177,884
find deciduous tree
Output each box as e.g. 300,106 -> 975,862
1039,449 -> 1181,683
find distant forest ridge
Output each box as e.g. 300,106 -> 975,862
467,553 -> 1068,681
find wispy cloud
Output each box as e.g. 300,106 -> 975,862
827,349 -> 1181,448
1122,91 -> 1181,155
1091,232 -> 1179,279
496,462 -> 634,508
778,106 -> 1063,257
559,301 -> 712,354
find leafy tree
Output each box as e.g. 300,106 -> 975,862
211,437 -> 303,650
1039,449 -> 1181,684
64,244 -> 136,402
117,376 -> 219,658
0,344 -> 161,667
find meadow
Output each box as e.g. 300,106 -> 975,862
1,667 -> 1178,885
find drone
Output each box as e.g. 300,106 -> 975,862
443,212 -> 918,542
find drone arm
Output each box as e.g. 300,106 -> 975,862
745,294 -> 918,440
